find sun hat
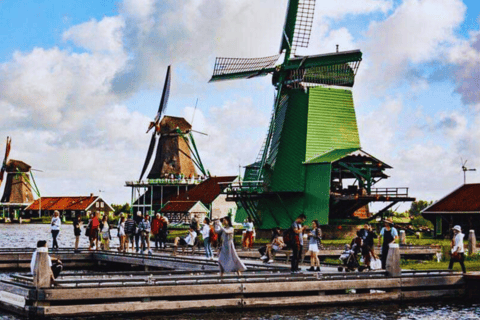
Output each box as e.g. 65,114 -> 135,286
453,225 -> 462,232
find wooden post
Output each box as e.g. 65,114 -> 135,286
468,230 -> 477,256
399,230 -> 406,245
386,243 -> 401,277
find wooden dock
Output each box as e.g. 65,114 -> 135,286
0,247 -> 468,319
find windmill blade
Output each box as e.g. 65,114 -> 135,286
147,66 -> 172,133
190,129 -> 208,136
0,137 -> 12,188
279,0 -> 316,55
139,133 -> 157,181
209,55 -> 279,82
157,65 -> 171,118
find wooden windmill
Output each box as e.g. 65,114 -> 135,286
0,137 -> 38,204
139,66 -> 207,181
211,0 -> 414,228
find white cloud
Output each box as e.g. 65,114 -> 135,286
361,0 -> 466,91
63,16 -> 126,53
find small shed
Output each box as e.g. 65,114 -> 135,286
160,200 -> 209,224
422,183 -> 480,238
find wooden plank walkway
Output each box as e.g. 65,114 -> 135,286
0,269 -> 465,318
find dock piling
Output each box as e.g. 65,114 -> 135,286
386,243 -> 401,277
468,230 -> 477,256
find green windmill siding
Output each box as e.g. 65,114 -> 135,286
257,194 -> 305,229
305,87 -> 360,161
269,89 -> 309,192
304,163 -> 331,225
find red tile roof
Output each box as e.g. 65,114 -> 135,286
169,176 -> 237,205
423,184 -> 480,213
160,200 -> 206,213
27,196 -> 99,211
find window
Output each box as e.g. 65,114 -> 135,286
96,202 -> 99,208
100,202 -> 104,208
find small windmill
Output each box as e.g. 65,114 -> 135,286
210,0 -> 412,228
139,66 -> 208,181
461,158 -> 476,184
0,137 -> 40,205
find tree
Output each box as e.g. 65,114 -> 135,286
111,203 -> 131,216
409,200 -> 433,217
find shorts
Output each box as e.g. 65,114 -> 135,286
308,243 -> 319,253
180,238 -> 187,246
272,245 -> 281,251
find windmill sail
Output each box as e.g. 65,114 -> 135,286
280,0 -> 316,55
209,55 -> 279,82
139,66 -> 172,181
0,137 -> 12,188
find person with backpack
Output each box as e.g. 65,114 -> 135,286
124,213 -> 136,252
290,213 -> 307,273
201,217 -> 213,259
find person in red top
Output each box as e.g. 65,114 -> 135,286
151,213 -> 163,250
89,211 -> 100,251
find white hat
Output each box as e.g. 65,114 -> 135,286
453,225 -> 462,232
137,211 -> 142,216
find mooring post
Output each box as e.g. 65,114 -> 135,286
468,230 -> 477,256
386,243 -> 401,277
399,230 -> 406,245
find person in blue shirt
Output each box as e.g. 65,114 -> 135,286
378,218 -> 398,269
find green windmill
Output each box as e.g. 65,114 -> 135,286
210,0 -> 414,228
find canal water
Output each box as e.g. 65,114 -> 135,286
0,224 -> 479,320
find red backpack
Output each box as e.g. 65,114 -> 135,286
209,226 -> 218,246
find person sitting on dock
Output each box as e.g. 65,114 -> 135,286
172,226 -> 197,256
260,227 -> 286,264
448,225 -> 466,273
31,240 -> 63,283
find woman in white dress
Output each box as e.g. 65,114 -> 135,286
215,216 -> 246,276
307,219 -> 322,272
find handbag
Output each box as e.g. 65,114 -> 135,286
370,258 -> 381,270
451,251 -> 461,261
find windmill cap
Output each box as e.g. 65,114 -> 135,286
453,225 -> 462,232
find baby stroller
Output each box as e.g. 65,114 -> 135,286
338,237 -> 367,272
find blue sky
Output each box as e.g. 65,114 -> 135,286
1,0 -> 480,211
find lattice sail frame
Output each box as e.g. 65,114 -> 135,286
291,0 -> 316,55
211,55 -> 280,80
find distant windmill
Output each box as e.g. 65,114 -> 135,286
0,137 -> 40,204
461,158 -> 476,184
139,66 -> 208,181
